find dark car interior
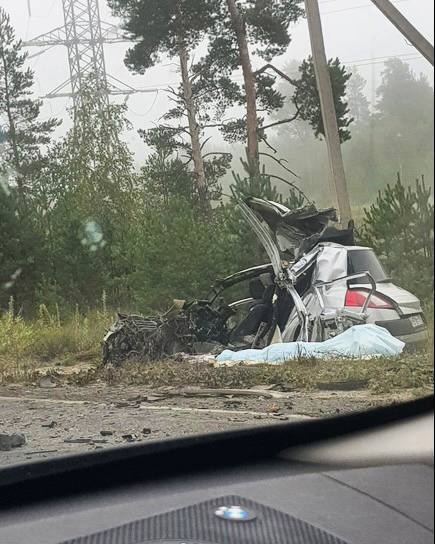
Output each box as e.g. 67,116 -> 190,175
230,279 -> 275,342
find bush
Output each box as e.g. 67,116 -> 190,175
0,297 -> 112,364
360,175 -> 434,302
0,298 -> 35,361
31,302 -> 112,360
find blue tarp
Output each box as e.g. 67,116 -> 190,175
216,324 -> 405,364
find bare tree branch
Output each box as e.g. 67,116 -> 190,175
166,85 -> 181,98
265,173 -> 310,203
260,137 -> 278,154
202,151 -> 232,159
258,152 -> 301,179
254,63 -> 297,86
259,110 -> 300,132
200,136 -> 212,151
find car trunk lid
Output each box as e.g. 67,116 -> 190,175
349,282 -> 423,315
374,283 -> 423,316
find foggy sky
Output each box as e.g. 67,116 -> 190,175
0,0 -> 433,160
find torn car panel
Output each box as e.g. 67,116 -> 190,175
243,196 -> 338,261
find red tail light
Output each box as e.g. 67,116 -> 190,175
345,289 -> 394,310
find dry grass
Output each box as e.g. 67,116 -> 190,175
59,349 -> 432,395
0,298 -> 113,382
0,301 -> 433,396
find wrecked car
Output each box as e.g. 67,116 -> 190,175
103,197 -> 428,365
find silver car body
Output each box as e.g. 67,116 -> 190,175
281,243 -> 427,346
238,197 -> 428,348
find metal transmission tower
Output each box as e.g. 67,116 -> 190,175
25,0 -> 155,111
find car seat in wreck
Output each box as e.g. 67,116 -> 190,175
230,279 -> 275,343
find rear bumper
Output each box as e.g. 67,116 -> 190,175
375,316 -> 428,348
397,330 -> 429,350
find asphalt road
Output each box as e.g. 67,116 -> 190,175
0,383 -> 398,466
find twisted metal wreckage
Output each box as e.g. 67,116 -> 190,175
102,195 -> 381,365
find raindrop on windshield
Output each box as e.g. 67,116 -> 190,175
81,220 -> 105,251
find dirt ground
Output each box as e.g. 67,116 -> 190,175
0,380 -> 414,467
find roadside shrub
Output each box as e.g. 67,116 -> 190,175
0,298 -> 35,361
31,301 -> 112,360
360,174 -> 434,302
0,295 -> 113,364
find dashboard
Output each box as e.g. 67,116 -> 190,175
0,398 -> 433,544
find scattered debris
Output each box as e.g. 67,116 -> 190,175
114,401 -> 132,408
266,404 -> 281,414
224,400 -> 243,408
141,428 -> 152,435
41,421 -> 57,428
0,433 -> 26,451
143,394 -> 167,403
39,376 -> 57,389
122,434 -> 138,442
64,438 -> 93,444
158,387 -> 277,399
64,437 -> 108,445
100,430 -> 114,437
126,394 -> 167,403
172,352 -> 217,365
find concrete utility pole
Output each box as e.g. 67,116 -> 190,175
304,0 -> 352,228
370,0 -> 434,66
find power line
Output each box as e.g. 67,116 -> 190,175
351,55 -> 421,67
321,0 -> 409,14
344,52 -> 423,64
319,0 -> 361,4
121,53 -> 422,91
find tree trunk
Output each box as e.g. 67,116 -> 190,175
226,0 -> 260,184
178,45 -> 209,210
0,50 -> 23,200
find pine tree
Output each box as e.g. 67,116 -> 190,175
109,0 -> 221,210
290,57 -> 353,143
0,8 -> 59,200
192,0 -> 304,179
0,185 -> 43,312
109,0 -> 305,190
346,69 -> 370,126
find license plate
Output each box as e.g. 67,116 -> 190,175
410,315 -> 424,328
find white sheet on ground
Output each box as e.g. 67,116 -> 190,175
216,324 -> 405,364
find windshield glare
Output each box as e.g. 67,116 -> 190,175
0,0 -> 433,468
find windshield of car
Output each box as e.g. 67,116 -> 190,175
0,0 -> 433,469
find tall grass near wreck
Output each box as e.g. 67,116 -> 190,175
0,294 -> 113,369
